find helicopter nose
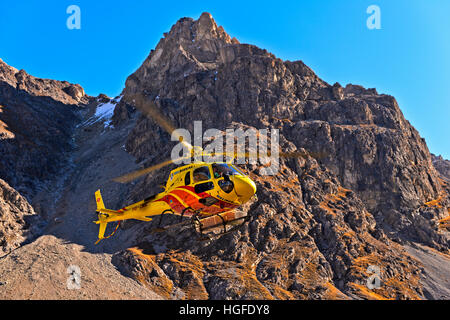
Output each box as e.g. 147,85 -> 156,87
233,176 -> 257,202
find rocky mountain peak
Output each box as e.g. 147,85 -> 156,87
166,12 -> 238,45
195,12 -> 237,43
123,12 -> 251,100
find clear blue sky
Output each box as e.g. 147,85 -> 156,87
0,1 -> 448,158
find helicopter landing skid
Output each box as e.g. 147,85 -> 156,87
150,207 -> 198,233
150,220 -> 191,233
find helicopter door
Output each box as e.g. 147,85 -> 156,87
193,166 -> 214,194
184,171 -> 191,185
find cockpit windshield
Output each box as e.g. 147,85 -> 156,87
212,163 -> 240,179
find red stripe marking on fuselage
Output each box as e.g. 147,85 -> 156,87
177,186 -> 237,208
177,186 -> 209,198
170,189 -> 200,209
164,194 -> 186,215
174,188 -> 239,216
154,186 -> 240,217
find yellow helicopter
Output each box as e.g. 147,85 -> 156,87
94,160 -> 257,244
93,94 -> 322,244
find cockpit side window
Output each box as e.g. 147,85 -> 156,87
193,166 -> 211,183
212,163 -> 239,179
184,171 -> 191,185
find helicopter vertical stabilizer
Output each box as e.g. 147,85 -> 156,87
95,189 -> 105,211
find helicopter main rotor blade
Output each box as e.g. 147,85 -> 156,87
131,93 -> 194,152
201,150 -> 327,161
113,156 -> 190,184
114,92 -> 326,183
112,93 -> 198,184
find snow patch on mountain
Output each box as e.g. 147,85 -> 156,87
82,95 -> 122,128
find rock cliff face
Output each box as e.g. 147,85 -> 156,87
0,59 -> 89,200
0,59 -> 91,254
0,178 -> 37,256
110,13 -> 449,299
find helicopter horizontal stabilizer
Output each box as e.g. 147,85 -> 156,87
135,217 -> 153,222
96,208 -> 121,215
